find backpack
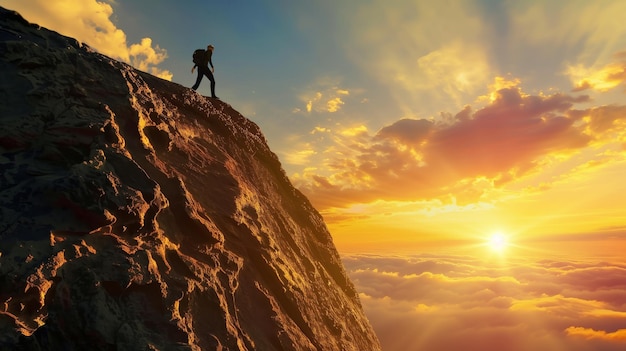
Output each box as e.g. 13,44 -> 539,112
192,49 -> 205,65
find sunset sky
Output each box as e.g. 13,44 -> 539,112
3,1 -> 626,349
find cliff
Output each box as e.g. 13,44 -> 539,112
0,8 -> 381,351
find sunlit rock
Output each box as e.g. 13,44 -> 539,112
0,7 -> 381,350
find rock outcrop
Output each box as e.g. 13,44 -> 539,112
0,7 -> 381,351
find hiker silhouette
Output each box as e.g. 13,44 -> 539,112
191,44 -> 217,98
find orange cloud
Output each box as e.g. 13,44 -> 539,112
3,0 -> 173,80
566,327 -> 626,342
575,105 -> 626,139
296,84 -> 600,210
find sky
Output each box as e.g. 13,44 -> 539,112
3,1 -> 626,350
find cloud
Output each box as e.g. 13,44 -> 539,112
412,42 -> 491,104
298,79 -> 351,113
566,327 -> 626,342
295,80 -> 610,210
568,51 -> 626,92
326,96 -> 345,113
128,38 -> 172,81
3,0 -> 173,80
343,253 -> 626,351
283,147 -> 317,166
376,119 -> 434,145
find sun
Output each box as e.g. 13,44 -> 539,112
487,232 -> 508,253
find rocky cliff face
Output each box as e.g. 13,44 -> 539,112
0,8 -> 381,351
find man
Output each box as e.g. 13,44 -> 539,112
191,44 -> 217,98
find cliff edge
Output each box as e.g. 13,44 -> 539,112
0,7 -> 381,351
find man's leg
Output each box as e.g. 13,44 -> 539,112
207,71 -> 217,98
210,78 -> 216,98
191,69 -> 203,90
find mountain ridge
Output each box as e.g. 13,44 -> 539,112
0,7 -> 381,350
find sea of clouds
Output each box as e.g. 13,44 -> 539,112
343,253 -> 626,351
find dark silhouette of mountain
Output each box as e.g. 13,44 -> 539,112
0,7 -> 381,351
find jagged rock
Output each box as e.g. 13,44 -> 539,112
0,7 -> 381,351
